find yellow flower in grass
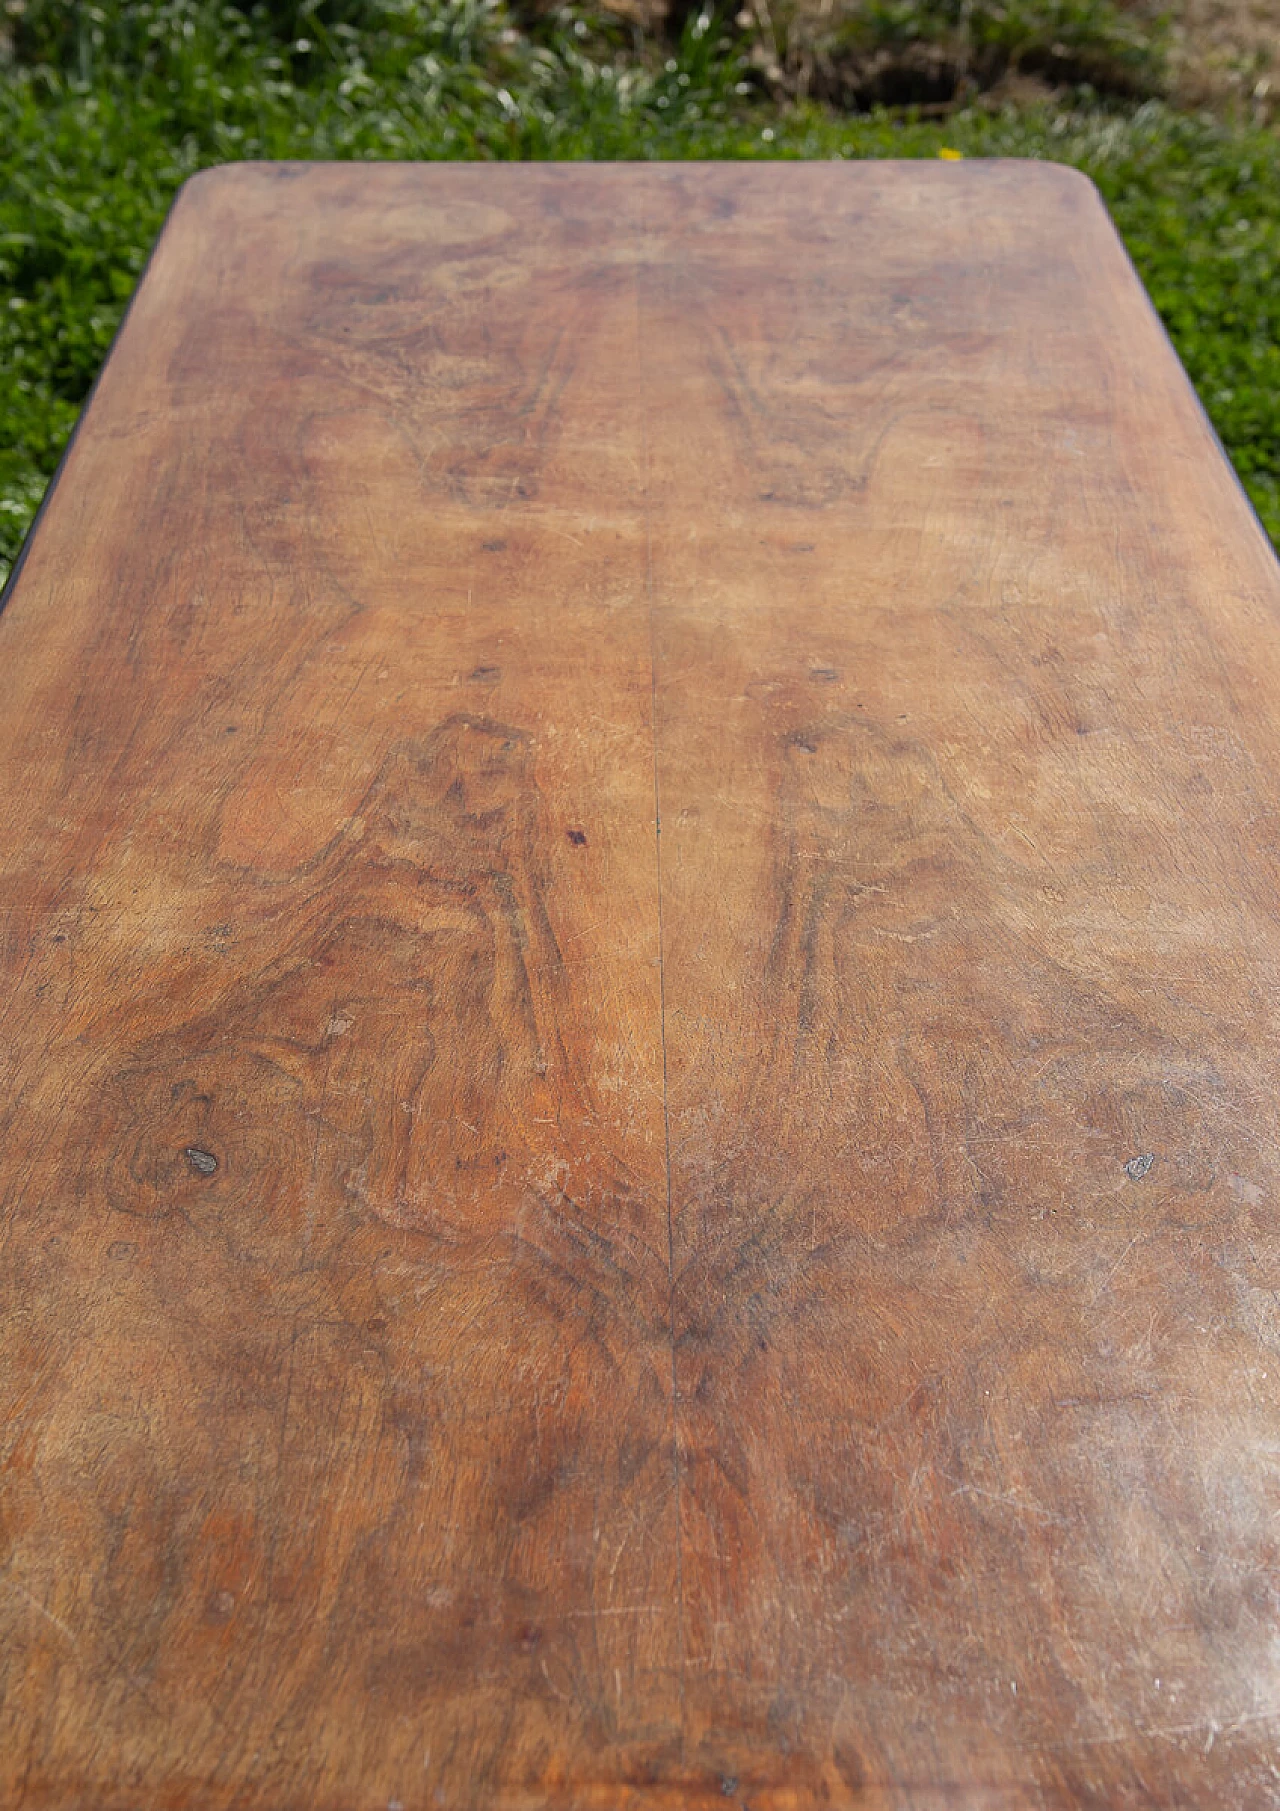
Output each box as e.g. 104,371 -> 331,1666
938,147 -> 963,161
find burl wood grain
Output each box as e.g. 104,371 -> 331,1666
2,161 -> 1279,1809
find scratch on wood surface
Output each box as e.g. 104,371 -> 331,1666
1,1577 -> 80,1653
1089,1232 -> 1146,1304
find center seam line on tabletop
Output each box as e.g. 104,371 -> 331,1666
634,173 -> 688,1759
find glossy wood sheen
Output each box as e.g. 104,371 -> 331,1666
2,161 -> 1279,1809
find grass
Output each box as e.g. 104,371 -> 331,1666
1,0 -> 1278,584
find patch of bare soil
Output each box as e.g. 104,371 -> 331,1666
600,0 -> 1278,122
1162,0 -> 1280,118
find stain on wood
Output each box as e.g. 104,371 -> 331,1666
1,161 -> 1278,1808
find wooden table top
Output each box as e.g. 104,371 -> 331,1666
3,160 -> 1279,1810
